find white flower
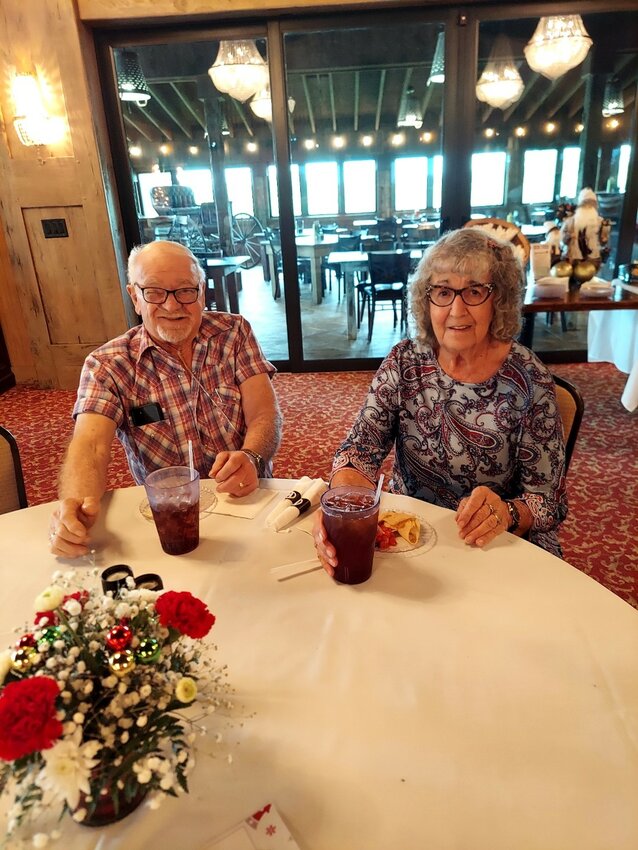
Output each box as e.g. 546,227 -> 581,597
32,834 -> 49,848
175,677 -> 197,703
0,649 -> 12,685
34,586 -> 64,612
63,599 -> 81,617
39,730 -> 102,810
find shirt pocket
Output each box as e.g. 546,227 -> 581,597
133,420 -> 182,469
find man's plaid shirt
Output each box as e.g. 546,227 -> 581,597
74,313 -> 276,484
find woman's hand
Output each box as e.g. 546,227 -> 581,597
312,509 -> 338,577
456,486 -> 509,548
211,450 -> 258,496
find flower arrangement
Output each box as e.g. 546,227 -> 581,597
0,569 -> 233,846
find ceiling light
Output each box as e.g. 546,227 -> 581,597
476,34 -> 524,110
332,136 -> 345,149
514,126 -> 526,137
544,122 -> 556,134
391,133 -> 405,147
361,135 -> 373,147
484,128 -> 496,138
304,139 -> 316,150
246,141 -> 258,153
129,145 -> 142,157
606,118 -> 620,130
397,86 -> 423,129
188,145 -> 199,155
159,143 -> 171,155
427,32 -> 445,85
115,50 -> 151,107
524,16 -> 592,81
208,40 -> 268,103
249,83 -> 295,122
421,131 -> 433,143
602,77 -> 624,117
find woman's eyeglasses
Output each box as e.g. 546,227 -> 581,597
426,284 -> 494,307
135,284 -> 200,304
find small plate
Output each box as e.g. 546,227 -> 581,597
375,511 -> 437,557
139,485 -> 218,521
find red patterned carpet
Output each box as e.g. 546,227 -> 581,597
0,362 -> 636,609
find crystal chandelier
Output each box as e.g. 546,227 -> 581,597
115,50 -> 151,107
397,87 -> 423,129
208,40 -> 269,103
524,15 -> 592,81
249,83 -> 295,122
475,35 -> 524,110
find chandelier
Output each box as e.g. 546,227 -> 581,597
249,84 -> 295,123
115,50 -> 151,107
397,87 -> 423,129
476,35 -> 524,110
602,77 -> 624,117
208,40 -> 269,103
524,15 -> 592,81
427,32 -> 445,85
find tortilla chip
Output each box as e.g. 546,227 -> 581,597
379,510 -> 420,545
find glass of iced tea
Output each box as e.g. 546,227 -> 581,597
320,485 -> 380,584
144,467 -> 200,555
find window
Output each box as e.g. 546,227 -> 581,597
559,147 -> 580,199
394,157 -> 428,212
618,144 -> 631,193
306,161 -> 339,215
471,152 -> 506,207
343,160 -> 376,214
268,164 -> 302,217
522,150 -> 558,204
224,167 -> 254,217
432,155 -> 443,210
177,168 -> 214,204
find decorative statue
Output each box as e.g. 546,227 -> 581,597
542,220 -> 562,265
560,188 -> 611,271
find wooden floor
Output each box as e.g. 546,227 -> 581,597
234,267 -> 588,364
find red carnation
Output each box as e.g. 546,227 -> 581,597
34,610 -> 58,627
155,591 -> 215,639
0,677 -> 63,761
63,590 -> 89,607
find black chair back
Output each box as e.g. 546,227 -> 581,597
368,252 -> 411,286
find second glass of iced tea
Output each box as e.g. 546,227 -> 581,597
320,485 -> 380,584
144,466 -> 200,555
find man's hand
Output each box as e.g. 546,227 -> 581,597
211,451 -> 258,497
49,497 -> 101,558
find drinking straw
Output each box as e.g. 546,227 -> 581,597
188,440 -> 195,480
375,474 -> 384,504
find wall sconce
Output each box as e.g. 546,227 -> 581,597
476,35 -> 524,110
209,40 -> 269,103
524,16 -> 592,80
11,73 -> 65,147
115,51 -> 151,107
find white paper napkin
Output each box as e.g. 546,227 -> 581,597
210,485 -> 279,520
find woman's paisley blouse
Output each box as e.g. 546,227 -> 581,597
332,339 -> 568,556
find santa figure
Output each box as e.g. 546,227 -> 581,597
542,220 -> 562,265
560,188 -> 611,269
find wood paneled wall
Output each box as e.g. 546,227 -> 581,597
0,0 -> 132,389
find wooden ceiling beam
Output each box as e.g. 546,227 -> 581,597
122,111 -> 156,142
302,75 -> 316,135
230,99 -> 254,138
354,70 -> 360,132
169,82 -> 206,130
374,69 -> 387,132
134,105 -> 173,140
328,72 -> 337,133
147,84 -> 193,139
396,67 -> 413,127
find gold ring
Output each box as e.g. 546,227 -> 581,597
487,504 -> 502,525
239,482 -> 245,489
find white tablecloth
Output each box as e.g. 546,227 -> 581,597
587,283 -> 638,410
1,481 -> 638,850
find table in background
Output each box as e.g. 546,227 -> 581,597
204,255 -> 250,313
521,279 -> 638,348
1,482 -> 637,849
326,248 -> 423,339
262,235 -> 339,305
588,280 -> 638,411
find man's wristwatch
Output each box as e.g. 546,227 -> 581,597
242,449 -> 265,478
504,500 -> 521,533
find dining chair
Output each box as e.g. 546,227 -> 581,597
359,252 -> 411,343
323,233 -> 361,299
551,374 -> 585,472
0,425 -> 28,514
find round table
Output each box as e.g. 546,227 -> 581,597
1,481 -> 637,849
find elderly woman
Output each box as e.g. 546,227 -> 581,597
315,227 -> 567,572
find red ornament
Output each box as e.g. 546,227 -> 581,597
16,633 -> 37,649
105,624 -> 133,652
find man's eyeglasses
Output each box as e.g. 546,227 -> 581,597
135,284 -> 200,305
426,284 -> 494,307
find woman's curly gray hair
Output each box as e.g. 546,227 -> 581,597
411,228 -> 524,346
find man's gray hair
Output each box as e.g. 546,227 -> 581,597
127,241 -> 206,289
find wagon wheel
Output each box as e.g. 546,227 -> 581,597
231,213 -> 264,269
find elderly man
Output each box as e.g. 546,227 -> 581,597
50,240 -> 282,558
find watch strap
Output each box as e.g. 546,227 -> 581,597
504,500 -> 521,532
242,449 -> 265,478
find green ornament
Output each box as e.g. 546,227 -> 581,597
11,647 -> 36,671
136,637 -> 161,664
38,626 -> 63,649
